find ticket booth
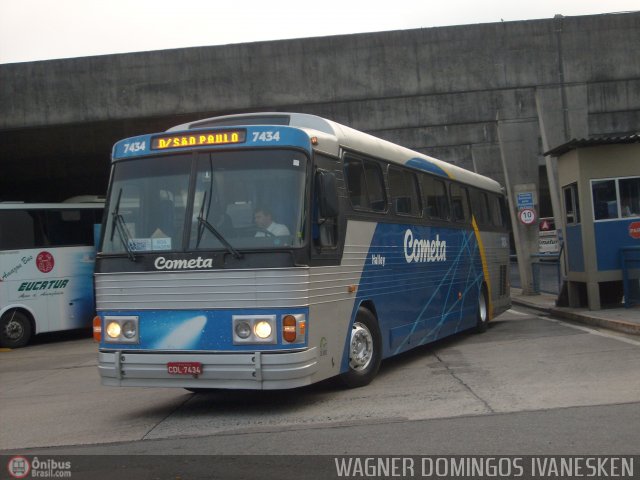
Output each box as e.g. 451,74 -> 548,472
546,136 -> 640,310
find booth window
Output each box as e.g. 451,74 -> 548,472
591,176 -> 640,221
592,180 -> 618,220
563,183 -> 580,224
620,177 -> 640,218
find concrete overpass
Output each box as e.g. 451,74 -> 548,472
1,12 -> 639,203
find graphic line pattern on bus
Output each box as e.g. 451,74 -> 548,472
343,223 -> 486,367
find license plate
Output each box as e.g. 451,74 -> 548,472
167,362 -> 203,376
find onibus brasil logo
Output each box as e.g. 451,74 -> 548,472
7,456 -> 72,478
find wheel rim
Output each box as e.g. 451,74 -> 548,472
479,291 -> 488,323
349,322 -> 374,371
4,318 -> 24,341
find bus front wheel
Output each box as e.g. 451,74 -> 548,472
339,307 -> 382,388
0,310 -> 32,348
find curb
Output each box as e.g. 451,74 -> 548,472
550,307 -> 640,336
512,298 -> 640,336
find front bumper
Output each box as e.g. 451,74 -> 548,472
98,347 -> 318,390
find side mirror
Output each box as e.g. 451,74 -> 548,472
315,170 -> 339,218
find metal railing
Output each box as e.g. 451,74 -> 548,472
510,254 -> 562,295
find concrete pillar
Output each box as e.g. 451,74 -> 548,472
497,117 -> 541,295
587,282 -> 601,310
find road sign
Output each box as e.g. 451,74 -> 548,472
519,208 -> 537,225
516,192 -> 535,210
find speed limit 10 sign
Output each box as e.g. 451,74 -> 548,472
519,208 -> 537,225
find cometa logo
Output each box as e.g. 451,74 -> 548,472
154,256 -> 214,270
404,229 -> 447,263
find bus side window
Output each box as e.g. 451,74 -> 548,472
470,189 -> 490,225
422,175 -> 450,220
450,183 -> 470,222
389,166 -> 421,217
489,194 -> 505,227
344,156 -> 387,212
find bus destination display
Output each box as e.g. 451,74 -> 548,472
151,130 -> 247,150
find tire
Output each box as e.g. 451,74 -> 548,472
184,388 -> 217,394
338,307 -> 382,388
475,286 -> 489,333
0,310 -> 33,348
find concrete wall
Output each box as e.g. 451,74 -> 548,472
1,12 -> 639,201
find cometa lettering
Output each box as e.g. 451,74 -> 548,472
154,256 -> 214,270
18,279 -> 69,291
404,229 -> 447,263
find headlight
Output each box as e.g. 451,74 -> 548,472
106,321 -> 121,339
253,321 -> 272,339
122,320 -> 137,339
103,316 -> 139,344
235,321 -> 251,339
232,315 -> 276,344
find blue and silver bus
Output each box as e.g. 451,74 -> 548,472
95,113 -> 510,390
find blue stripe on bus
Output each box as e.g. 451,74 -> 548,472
341,223 -> 484,373
405,157 -> 451,178
99,307 -> 309,351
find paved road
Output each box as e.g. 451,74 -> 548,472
2,307 -> 640,457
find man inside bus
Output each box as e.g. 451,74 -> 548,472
621,195 -> 637,217
254,206 -> 290,237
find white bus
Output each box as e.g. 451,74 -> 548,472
95,113 -> 510,390
0,202 -> 103,347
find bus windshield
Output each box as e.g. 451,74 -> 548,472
101,149 -> 308,255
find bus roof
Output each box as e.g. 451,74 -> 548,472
169,112 -> 503,194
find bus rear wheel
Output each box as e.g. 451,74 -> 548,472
0,310 -> 32,348
475,286 -> 489,333
339,307 -> 382,388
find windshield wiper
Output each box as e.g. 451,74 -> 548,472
110,188 -> 136,262
196,215 -> 243,260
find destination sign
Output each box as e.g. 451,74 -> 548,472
151,130 -> 247,150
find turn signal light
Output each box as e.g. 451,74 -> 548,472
93,316 -> 102,342
282,315 -> 297,343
